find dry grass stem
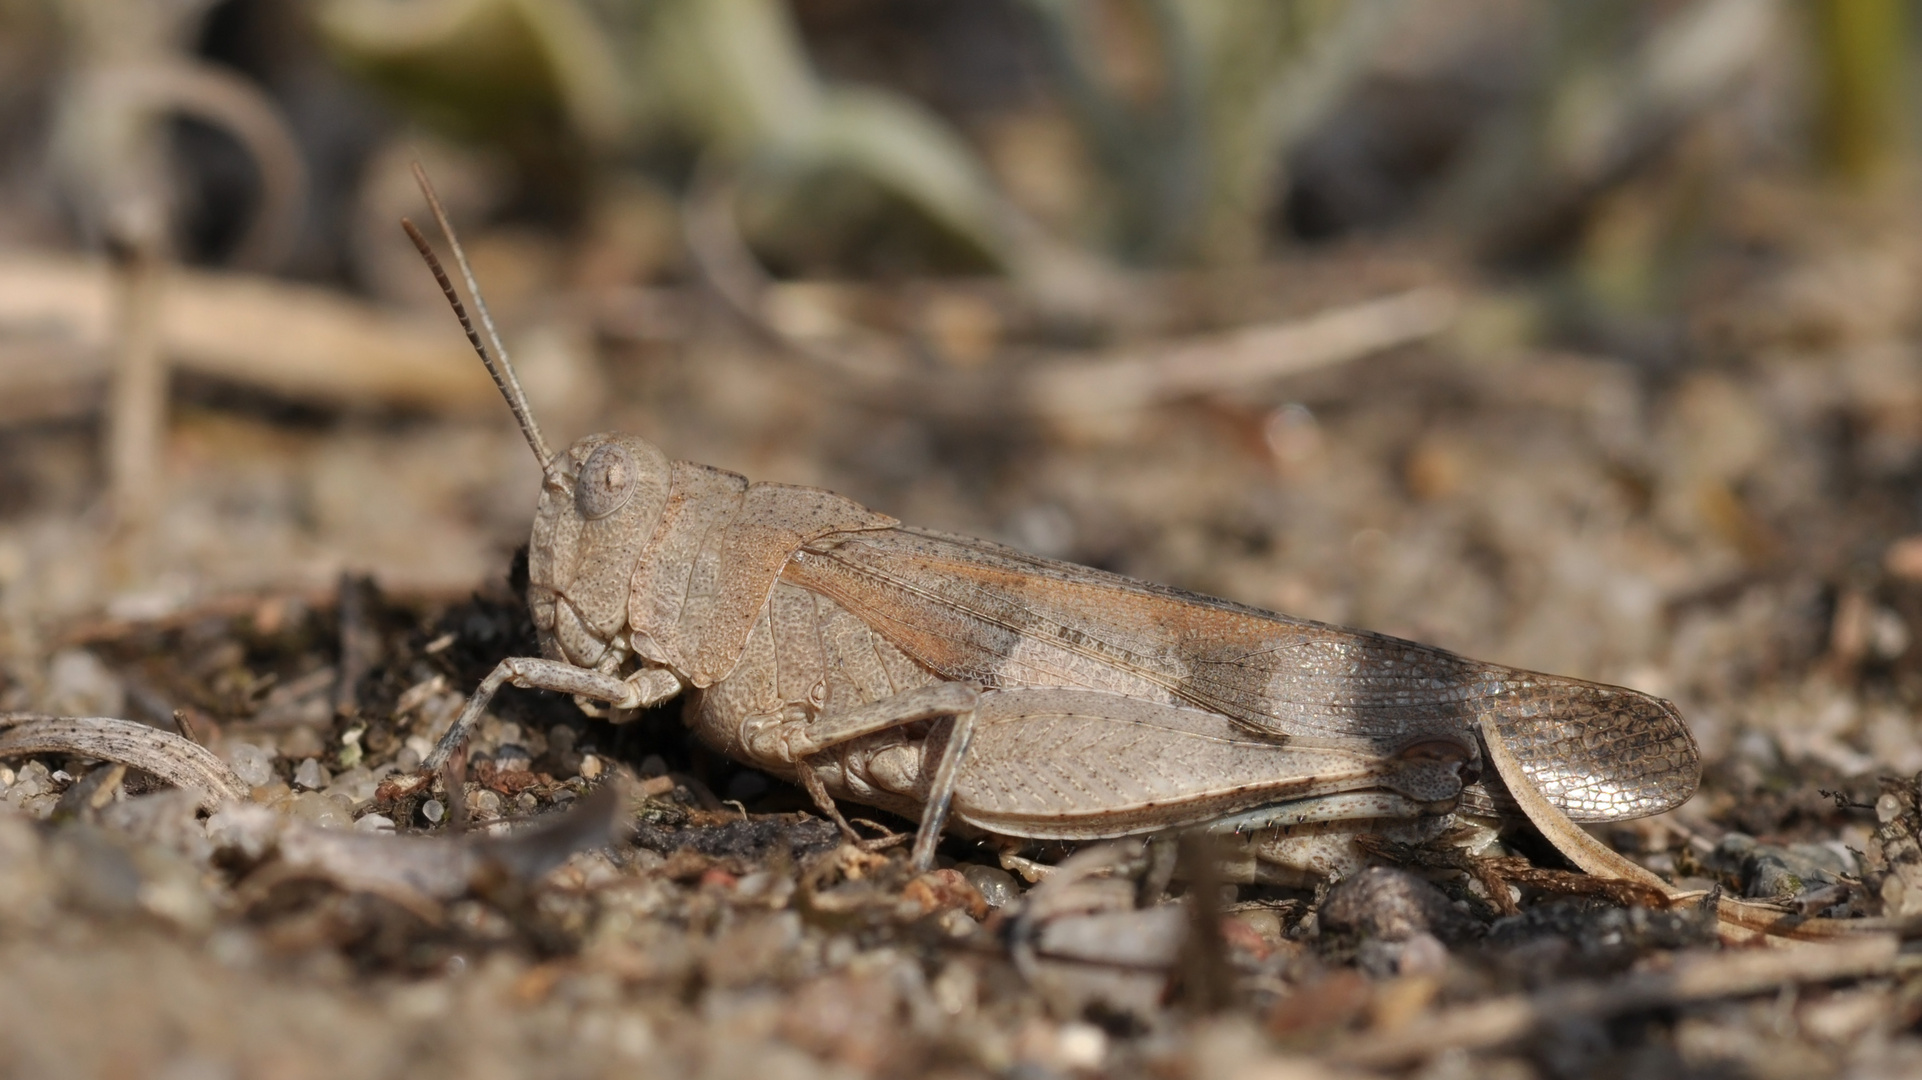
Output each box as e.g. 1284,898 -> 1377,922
1332,934 -> 1901,1067
0,252 -> 496,416
0,714 -> 247,808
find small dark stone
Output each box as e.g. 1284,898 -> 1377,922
1318,866 -> 1480,944
1709,832 -> 1853,899
1744,853 -> 1803,899
630,814 -> 840,863
1487,897 -> 1719,981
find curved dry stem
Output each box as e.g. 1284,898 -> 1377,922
82,63 -> 308,271
0,714 -> 248,810
681,158 -> 908,386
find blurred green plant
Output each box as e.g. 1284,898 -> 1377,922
1447,0 -> 1782,256
316,0 -> 629,150
1424,0 -> 1791,355
320,0 -> 1097,304
316,0 -> 1405,289
1022,0 -> 1405,265
1812,0 -> 1909,187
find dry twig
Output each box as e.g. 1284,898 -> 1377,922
0,714 -> 248,809
0,253 -> 497,420
1018,286 -> 1457,415
684,163 -> 1457,414
1331,933 -> 1901,1067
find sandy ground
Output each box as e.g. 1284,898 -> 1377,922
6,180 -> 1922,1078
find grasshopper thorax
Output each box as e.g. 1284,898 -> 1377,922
528,432 -> 672,670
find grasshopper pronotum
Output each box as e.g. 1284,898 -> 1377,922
404,167 -> 1699,882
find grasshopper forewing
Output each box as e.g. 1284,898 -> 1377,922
403,167 -> 1699,879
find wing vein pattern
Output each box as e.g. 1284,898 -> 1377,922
784,528 -> 1699,822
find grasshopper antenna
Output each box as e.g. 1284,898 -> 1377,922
402,162 -> 558,482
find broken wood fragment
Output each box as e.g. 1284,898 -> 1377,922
0,251 -> 498,421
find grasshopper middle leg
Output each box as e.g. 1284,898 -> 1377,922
742,681 -> 980,871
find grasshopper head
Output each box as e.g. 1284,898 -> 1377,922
400,174 -> 676,674
527,433 -> 672,669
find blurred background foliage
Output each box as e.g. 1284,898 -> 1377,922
3,0 -> 1922,601
1,0 -> 1911,327
15,8 -> 1922,1074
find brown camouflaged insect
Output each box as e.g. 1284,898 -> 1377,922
404,167 -> 1698,881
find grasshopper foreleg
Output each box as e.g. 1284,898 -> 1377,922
745,682 -> 980,872
425,658 -> 683,771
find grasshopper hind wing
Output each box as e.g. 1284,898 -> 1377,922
1269,639 -> 1701,823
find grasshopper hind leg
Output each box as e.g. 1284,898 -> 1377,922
1202,791 -> 1453,836
1222,814 -> 1458,887
910,704 -> 975,870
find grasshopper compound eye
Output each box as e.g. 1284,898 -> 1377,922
577,443 -> 637,519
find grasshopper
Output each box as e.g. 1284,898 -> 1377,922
403,169 -> 1699,880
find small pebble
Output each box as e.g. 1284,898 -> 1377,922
1397,931 -> 1451,977
250,780 -> 292,804
354,814 -> 396,834
1054,1022 -> 1106,1071
225,743 -> 275,788
45,648 -> 126,718
1745,854 -> 1804,899
580,755 -> 605,780
1320,866 -> 1478,943
293,758 -> 330,791
329,766 -> 380,804
13,761 -> 51,797
1227,907 -> 1285,949
958,863 -> 1020,908
285,791 -> 346,828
